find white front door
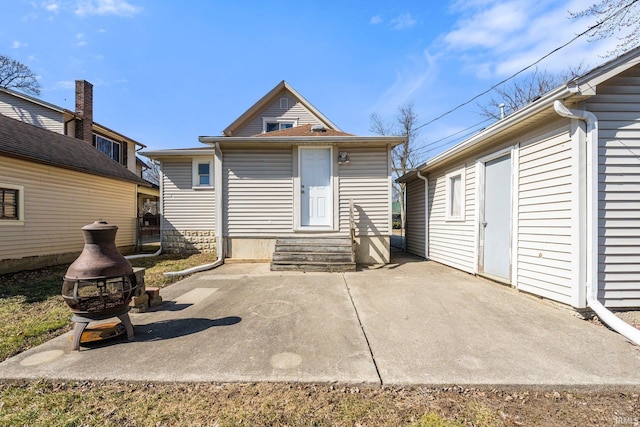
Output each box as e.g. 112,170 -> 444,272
300,147 -> 332,227
481,154 -> 512,281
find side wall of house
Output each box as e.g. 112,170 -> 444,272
427,163 -> 477,273
233,89 -> 325,137
405,177 -> 425,258
161,158 -> 217,254
516,121 -> 576,306
0,156 -> 137,274
338,145 -> 391,264
587,65 -> 640,308
417,118 -> 578,306
0,93 -> 64,134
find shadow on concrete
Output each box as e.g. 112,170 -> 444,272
147,301 -> 192,312
389,247 -> 425,264
132,316 -> 242,342
357,247 -> 425,271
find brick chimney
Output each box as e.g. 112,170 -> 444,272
75,80 -> 93,143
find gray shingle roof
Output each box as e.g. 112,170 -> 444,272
0,114 -> 148,186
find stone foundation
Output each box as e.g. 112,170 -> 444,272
162,229 -> 217,255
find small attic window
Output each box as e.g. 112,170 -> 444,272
263,117 -> 298,133
280,97 -> 289,109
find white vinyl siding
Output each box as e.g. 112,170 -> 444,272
0,156 -> 136,262
233,89 -> 325,137
224,148 -> 293,236
405,177 -> 425,258
162,159 -> 216,231
587,66 -> 640,308
516,124 -> 574,305
338,146 -> 390,236
0,92 -> 64,134
428,163 -> 476,273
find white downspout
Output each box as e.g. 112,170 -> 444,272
163,142 -> 225,277
416,170 -> 429,260
554,100 -> 640,346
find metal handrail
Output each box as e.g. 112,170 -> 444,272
349,198 -> 356,263
349,198 -> 355,239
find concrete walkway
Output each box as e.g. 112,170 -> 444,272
1,251 -> 639,386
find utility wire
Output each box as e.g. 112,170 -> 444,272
412,0 -> 638,133
411,117 -> 493,155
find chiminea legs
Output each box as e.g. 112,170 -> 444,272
70,310 -> 134,351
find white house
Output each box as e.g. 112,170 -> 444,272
143,81 -> 404,269
399,47 -> 640,311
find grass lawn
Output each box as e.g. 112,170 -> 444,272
0,253 -> 638,426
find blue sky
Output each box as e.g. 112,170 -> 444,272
0,0 -> 625,163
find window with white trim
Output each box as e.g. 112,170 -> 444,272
262,117 -> 297,133
192,158 -> 214,188
280,97 -> 289,109
0,184 -> 24,222
445,168 -> 465,221
94,134 -> 121,163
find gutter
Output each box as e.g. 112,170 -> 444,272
416,170 -> 429,260
554,100 -> 640,346
163,141 -> 225,277
198,135 -> 404,145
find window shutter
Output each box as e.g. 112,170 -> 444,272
122,141 -> 128,167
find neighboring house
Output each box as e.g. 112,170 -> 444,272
0,81 -> 159,214
143,81 -> 404,266
0,114 -> 149,274
399,47 -> 640,310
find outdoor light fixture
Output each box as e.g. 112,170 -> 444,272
338,151 -> 350,165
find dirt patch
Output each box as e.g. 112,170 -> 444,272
588,311 -> 640,331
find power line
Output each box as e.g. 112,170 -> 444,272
412,0 -> 638,133
411,117 -> 493,155
412,126 -> 492,164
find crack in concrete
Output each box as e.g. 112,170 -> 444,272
342,273 -> 383,385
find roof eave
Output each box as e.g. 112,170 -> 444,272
399,47 -> 640,183
141,149 -> 218,159
0,87 -> 65,113
0,150 -> 149,187
93,122 -> 146,148
399,85 -> 574,182
199,135 -> 405,146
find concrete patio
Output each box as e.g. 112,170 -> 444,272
1,251 -> 639,386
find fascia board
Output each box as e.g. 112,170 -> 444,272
407,86 -> 572,177
199,135 -> 405,147
140,149 -> 217,158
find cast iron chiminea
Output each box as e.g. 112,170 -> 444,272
62,221 -> 137,350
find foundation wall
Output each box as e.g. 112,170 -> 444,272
162,230 -> 217,255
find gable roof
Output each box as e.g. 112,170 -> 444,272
253,123 -> 353,137
222,80 -> 341,136
0,114 -> 148,186
0,86 -> 65,113
398,45 -> 640,182
0,86 -> 145,148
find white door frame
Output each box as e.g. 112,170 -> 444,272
296,146 -> 334,230
475,146 -> 517,284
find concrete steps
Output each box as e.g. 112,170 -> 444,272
270,237 -> 356,272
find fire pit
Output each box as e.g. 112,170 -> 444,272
62,220 -> 138,350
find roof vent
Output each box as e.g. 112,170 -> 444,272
311,124 -> 326,132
